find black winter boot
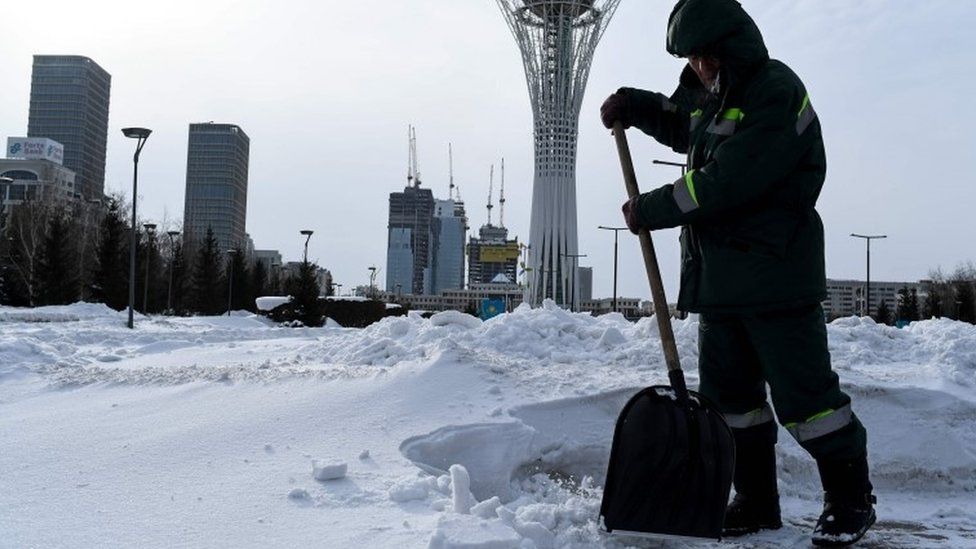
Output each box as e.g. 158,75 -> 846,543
812,454 -> 876,547
723,422 -> 782,537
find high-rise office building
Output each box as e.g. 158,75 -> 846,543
28,55 -> 111,200
385,183 -> 434,295
183,123 -> 250,254
429,199 -> 467,294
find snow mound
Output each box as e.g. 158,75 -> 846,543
0,302 -> 119,323
255,296 -> 291,312
400,388 -> 634,502
429,311 -> 483,329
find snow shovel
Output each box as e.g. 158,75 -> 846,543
599,122 -> 735,541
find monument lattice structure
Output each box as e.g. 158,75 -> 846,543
496,0 -> 620,306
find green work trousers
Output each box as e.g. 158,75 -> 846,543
697,304 -> 867,461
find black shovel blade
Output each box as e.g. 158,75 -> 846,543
600,386 -> 735,541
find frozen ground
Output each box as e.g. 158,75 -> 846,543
2,302 -> 975,548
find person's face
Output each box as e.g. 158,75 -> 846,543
688,55 -> 721,90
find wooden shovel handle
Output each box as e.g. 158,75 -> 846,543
612,122 -> 683,375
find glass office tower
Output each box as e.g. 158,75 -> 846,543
28,55 -> 111,200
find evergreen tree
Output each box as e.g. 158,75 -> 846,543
248,259 -> 268,310
896,287 -> 910,322
225,247 -> 250,313
907,288 -> 920,321
954,280 -> 976,324
37,212 -> 79,305
190,227 -> 223,315
874,299 -> 892,326
896,286 -> 920,322
291,260 -> 323,326
923,288 -> 942,319
91,199 -> 129,310
167,240 -> 188,314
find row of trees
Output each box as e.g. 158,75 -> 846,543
0,195 -> 330,316
871,264 -> 976,325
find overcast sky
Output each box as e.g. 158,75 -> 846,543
2,1 -> 974,300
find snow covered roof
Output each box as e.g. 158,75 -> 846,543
490,273 -> 513,284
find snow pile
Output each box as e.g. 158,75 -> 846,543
0,302 -> 120,323
255,296 -> 291,312
2,301 -> 976,547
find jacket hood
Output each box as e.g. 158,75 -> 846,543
666,0 -> 768,73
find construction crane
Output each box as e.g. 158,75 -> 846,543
407,125 -> 421,188
486,164 -> 495,226
448,143 -> 456,199
499,158 -> 506,228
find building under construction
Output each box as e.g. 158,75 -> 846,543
386,129 -> 466,296
467,160 -> 519,286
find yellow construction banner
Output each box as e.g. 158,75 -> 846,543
480,244 -> 520,263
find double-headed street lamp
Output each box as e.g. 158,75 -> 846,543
142,223 -> 157,313
598,226 -> 628,313
300,230 -> 314,263
850,234 -> 887,317
166,230 -> 180,313
122,127 -> 151,329
367,266 -> 378,299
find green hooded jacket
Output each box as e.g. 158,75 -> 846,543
618,0 -> 827,313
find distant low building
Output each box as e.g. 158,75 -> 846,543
582,297 -> 644,320
391,279 -> 524,314
253,249 -> 281,269
823,278 -> 924,318
0,142 -> 82,232
281,261 -> 332,296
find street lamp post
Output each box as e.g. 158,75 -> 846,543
560,253 -> 587,312
300,230 -> 314,263
850,234 -> 887,317
142,223 -> 157,313
122,127 -> 151,329
598,226 -> 628,313
334,283 -> 342,297
226,249 -> 238,316
166,230 -> 180,313
368,266 -> 378,299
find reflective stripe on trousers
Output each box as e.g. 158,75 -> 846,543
724,404 -> 775,429
785,403 -> 853,442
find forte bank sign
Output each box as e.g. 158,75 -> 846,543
6,137 -> 64,165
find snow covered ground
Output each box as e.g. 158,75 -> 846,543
2,302 -> 975,548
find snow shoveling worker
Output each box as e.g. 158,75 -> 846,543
600,0 -> 875,546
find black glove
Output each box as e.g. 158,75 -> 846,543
622,196 -> 642,235
600,89 -> 631,129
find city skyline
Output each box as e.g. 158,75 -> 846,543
0,1 -> 973,301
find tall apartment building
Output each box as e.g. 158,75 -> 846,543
429,199 -> 467,294
385,183 -> 434,295
183,123 -> 250,254
27,55 -> 111,200
467,223 -> 519,287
